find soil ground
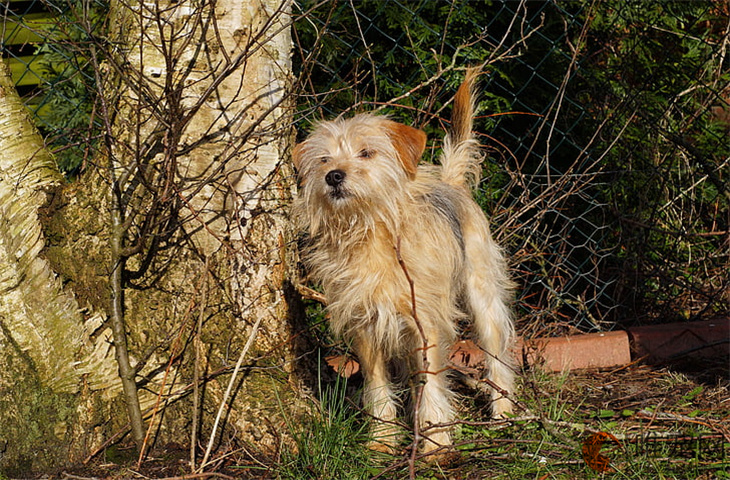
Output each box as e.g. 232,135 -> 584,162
53,355 -> 729,480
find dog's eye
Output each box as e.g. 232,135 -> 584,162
358,149 -> 375,159
319,156 -> 331,164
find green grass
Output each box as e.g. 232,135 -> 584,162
259,366 -> 729,480
275,374 -> 390,480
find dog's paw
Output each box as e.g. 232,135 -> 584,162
491,396 -> 514,419
367,439 -> 399,455
422,449 -> 461,466
420,433 -> 459,465
367,423 -> 401,455
419,429 -> 453,462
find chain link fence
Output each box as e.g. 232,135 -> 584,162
2,0 -> 104,172
3,0 -> 728,337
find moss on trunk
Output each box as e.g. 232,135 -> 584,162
0,0 -> 305,474
0,318 -> 78,475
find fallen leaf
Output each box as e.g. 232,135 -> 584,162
325,354 -> 360,378
582,431 -> 621,473
449,339 -> 486,371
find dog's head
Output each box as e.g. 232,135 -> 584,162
292,114 -> 426,232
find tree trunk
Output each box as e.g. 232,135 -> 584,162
0,60 -> 118,474
0,0 -> 300,474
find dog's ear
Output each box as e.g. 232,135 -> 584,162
384,121 -> 426,179
292,141 -> 307,170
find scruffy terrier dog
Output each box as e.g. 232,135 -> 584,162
292,69 -> 515,458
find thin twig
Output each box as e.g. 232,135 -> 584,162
394,236 -> 430,479
191,259 -> 209,471
198,315 -> 263,472
137,267 -> 209,467
294,282 -> 328,305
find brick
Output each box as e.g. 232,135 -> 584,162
515,331 -> 632,372
627,318 -> 729,363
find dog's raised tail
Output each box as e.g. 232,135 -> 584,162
440,67 -> 483,189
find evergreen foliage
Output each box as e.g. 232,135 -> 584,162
293,0 -> 728,327
5,0 -> 727,328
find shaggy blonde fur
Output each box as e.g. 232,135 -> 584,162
292,69 -> 515,457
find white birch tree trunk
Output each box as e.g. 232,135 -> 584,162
0,0 -> 299,473
0,60 -> 120,474
103,0 -> 298,447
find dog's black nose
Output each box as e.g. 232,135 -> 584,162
325,169 -> 346,187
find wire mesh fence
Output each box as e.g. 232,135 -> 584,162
1,0 -> 106,172
3,0 -> 728,337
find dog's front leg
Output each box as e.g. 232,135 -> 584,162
414,329 -> 454,458
354,336 -> 400,453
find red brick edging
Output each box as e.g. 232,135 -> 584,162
514,318 -> 729,372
